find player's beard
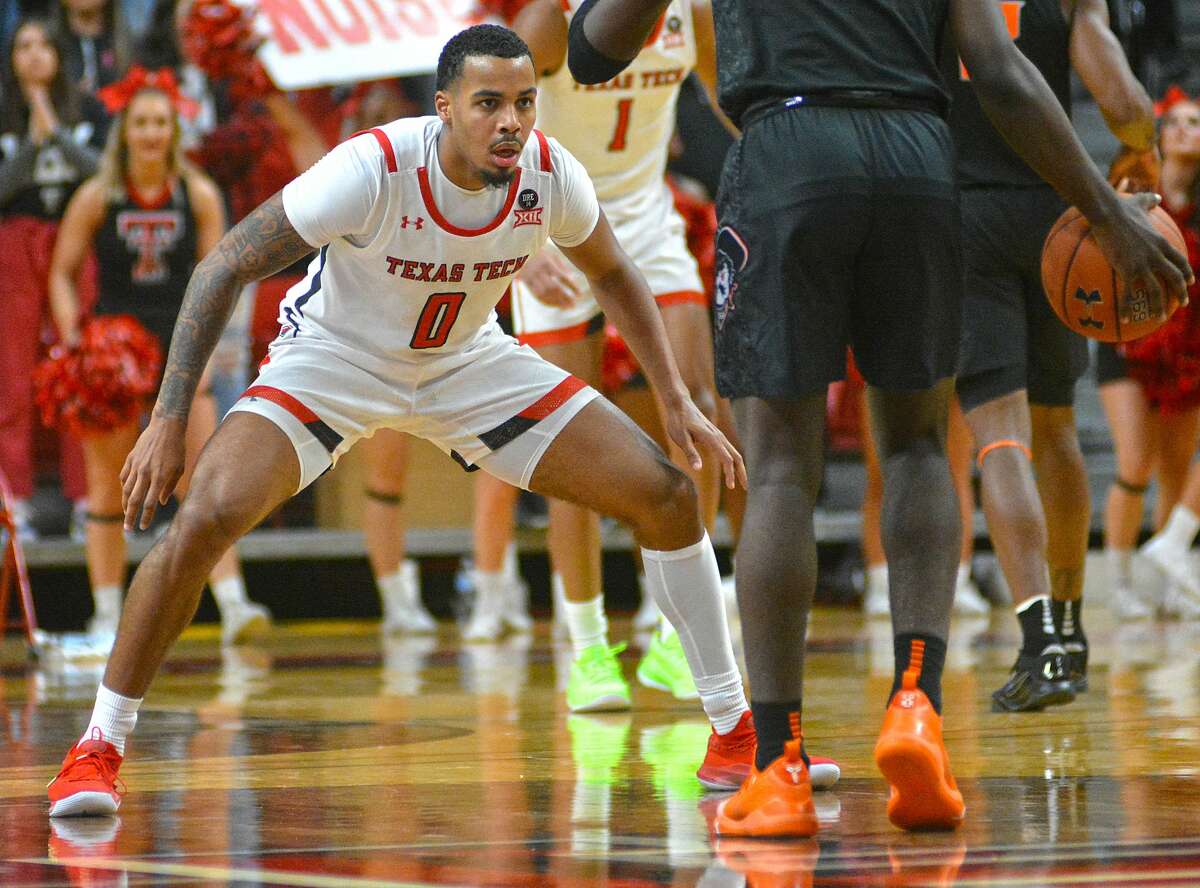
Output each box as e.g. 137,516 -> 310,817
478,165 -> 516,189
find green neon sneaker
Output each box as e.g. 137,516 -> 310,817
568,714 -> 632,785
566,643 -> 632,713
636,631 -> 700,700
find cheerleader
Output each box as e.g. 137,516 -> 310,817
47,66 -> 270,643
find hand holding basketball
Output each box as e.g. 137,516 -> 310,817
1042,193 -> 1194,342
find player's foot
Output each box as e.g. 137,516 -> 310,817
1063,639 -> 1089,693
1140,535 -> 1200,604
1110,582 -> 1157,621
636,631 -> 699,699
1164,581 -> 1200,620
952,576 -> 990,616
382,560 -> 437,635
697,711 -> 842,792
47,730 -> 125,818
463,578 -> 505,642
714,738 -> 819,838
874,676 -> 964,831
220,601 -> 272,647
990,647 -> 1075,712
501,573 -> 533,632
85,610 -> 119,640
566,643 -> 631,713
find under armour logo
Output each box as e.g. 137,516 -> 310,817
400,216 -> 424,230
785,764 -> 805,784
1074,287 -> 1104,329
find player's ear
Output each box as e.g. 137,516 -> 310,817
434,90 -> 452,124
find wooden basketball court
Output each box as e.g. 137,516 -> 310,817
2,598 -> 1200,887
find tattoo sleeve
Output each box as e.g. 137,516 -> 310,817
154,192 -> 315,420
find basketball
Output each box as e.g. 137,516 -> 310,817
1041,205 -> 1188,342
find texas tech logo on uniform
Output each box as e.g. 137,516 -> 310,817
116,209 -> 183,283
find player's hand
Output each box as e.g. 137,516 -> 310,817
1107,146 -> 1160,194
120,414 -> 188,531
1089,192 -> 1194,322
518,250 -> 584,309
661,394 -> 747,490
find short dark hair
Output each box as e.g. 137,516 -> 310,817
436,24 -> 532,92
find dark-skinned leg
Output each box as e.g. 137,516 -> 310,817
962,387 -> 1072,710
1032,404 -> 1091,689
728,394 -> 826,769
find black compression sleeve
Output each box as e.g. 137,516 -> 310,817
566,0 -> 634,84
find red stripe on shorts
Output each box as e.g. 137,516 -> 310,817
242,385 -> 319,425
518,376 -> 587,421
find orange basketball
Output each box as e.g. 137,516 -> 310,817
1041,205 -> 1187,342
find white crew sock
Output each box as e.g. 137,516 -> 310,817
552,572 -> 569,620
82,684 -> 142,755
955,562 -> 972,589
641,532 -> 748,735
211,575 -> 249,613
1158,505 -> 1200,551
1107,547 -> 1133,587
563,595 -> 608,656
867,563 -> 888,592
502,541 -> 520,581
92,584 -> 122,619
378,568 -> 405,602
471,568 -> 507,609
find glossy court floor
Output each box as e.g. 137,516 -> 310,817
2,575 -> 1200,887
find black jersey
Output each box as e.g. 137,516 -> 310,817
945,0 -> 1072,187
712,0 -> 951,128
0,96 -> 109,220
94,177 -> 197,352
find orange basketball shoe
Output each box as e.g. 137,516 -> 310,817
47,729 -> 125,818
714,738 -> 818,838
874,672 -> 964,831
698,712 -> 842,791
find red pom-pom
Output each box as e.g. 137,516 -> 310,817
181,0 -> 275,105
1122,303 -> 1200,415
34,316 -> 163,438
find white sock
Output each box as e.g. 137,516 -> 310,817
867,563 -> 888,592
552,572 -> 568,622
563,595 -> 608,656
955,562 -> 972,589
92,584 -> 122,619
211,575 -> 249,612
82,684 -> 142,755
377,569 -> 406,606
641,532 -> 748,734
1159,505 -> 1200,551
471,568 -> 507,608
1107,547 -> 1133,587
502,542 -> 519,581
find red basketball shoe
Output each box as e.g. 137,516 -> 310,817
698,711 -> 841,791
47,729 -> 125,817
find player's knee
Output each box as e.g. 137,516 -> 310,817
631,462 -> 697,529
172,494 -> 248,555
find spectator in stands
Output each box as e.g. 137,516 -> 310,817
0,17 -> 106,538
51,0 -> 131,92
1098,86 -> 1200,619
46,67 -> 270,644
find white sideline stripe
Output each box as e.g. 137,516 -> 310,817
22,857 -> 470,888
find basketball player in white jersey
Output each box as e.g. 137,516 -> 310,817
465,0 -> 738,693
45,25 -> 764,817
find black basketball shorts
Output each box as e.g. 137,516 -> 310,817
713,105 -> 962,398
955,186 -> 1089,412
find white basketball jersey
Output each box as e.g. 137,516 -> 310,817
278,116 -> 599,360
535,0 -> 695,204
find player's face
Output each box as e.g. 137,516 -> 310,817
124,91 -> 175,168
439,55 -> 537,188
1161,101 -> 1200,163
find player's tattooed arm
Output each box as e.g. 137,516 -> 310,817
155,192 -> 313,420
